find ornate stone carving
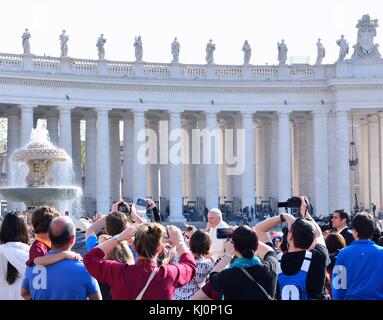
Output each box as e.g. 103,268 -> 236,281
11,132 -> 69,187
351,14 -> 381,61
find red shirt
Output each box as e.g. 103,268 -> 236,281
84,247 -> 196,300
26,238 -> 50,266
201,281 -> 222,300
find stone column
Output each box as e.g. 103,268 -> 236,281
196,117 -> 206,201
159,118 -> 170,200
224,119 -> 234,200
46,109 -> 59,146
335,110 -> 350,212
218,119 -> 225,202
278,111 -> 292,207
148,119 -> 159,201
312,110 -> 329,215
204,111 -> 219,210
234,116 -> 242,200
270,116 -> 279,200
168,111 -> 185,222
58,107 -> 73,158
85,112 -> 97,213
58,107 -> 73,188
109,116 -> 121,202
19,105 -> 35,147
377,113 -> 383,212
295,117 -> 308,196
306,117 -> 314,199
187,119 -> 197,200
255,119 -> 263,199
291,121 -> 299,195
133,110 -> 147,201
7,109 -> 20,211
123,113 -> 134,201
327,112 -> 337,212
71,115 -> 82,186
96,108 -> 111,213
241,112 -> 255,209
262,118 -> 272,198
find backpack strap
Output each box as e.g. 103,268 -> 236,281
301,251 -> 312,272
240,268 -> 273,300
277,252 -> 283,275
135,270 -> 157,300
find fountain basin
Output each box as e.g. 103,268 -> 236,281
0,187 -> 82,203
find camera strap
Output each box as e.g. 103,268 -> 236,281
135,269 -> 157,300
240,268 -> 273,300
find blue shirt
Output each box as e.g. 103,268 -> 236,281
22,250 -> 100,300
332,240 -> 383,300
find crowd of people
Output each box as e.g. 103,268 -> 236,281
0,196 -> 383,300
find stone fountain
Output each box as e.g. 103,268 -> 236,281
0,128 -> 81,209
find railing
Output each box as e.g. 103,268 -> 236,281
289,66 -> 315,78
144,63 -> 171,77
71,59 -> 98,74
33,56 -> 60,72
0,53 -> 23,70
108,61 -> 135,75
180,64 -> 207,78
215,66 -> 242,78
252,66 -> 279,79
0,52 -> 329,80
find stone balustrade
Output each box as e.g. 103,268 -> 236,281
0,52 -> 341,80
0,53 -> 23,70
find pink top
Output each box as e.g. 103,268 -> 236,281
84,247 -> 196,300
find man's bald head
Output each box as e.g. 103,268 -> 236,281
48,216 -> 75,249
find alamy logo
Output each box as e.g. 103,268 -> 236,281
32,265 -> 47,290
332,265 -> 347,290
136,122 -> 246,175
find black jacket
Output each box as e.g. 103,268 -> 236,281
340,227 -> 355,246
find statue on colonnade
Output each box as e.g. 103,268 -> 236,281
134,36 -> 143,62
315,38 -> 325,65
96,34 -> 107,60
171,37 -> 180,63
205,39 -> 215,64
22,28 -> 31,54
60,30 -> 69,57
242,40 -> 251,65
277,39 -> 287,65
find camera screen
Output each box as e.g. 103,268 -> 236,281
136,198 -> 148,208
216,228 -> 233,239
118,203 -> 129,214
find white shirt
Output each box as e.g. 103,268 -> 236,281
209,220 -> 229,261
0,242 -> 30,300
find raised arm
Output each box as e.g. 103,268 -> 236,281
300,196 -> 325,247
34,251 -> 81,266
85,214 -> 106,239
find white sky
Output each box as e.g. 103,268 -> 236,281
0,0 -> 382,65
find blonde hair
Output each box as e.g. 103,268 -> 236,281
106,241 -> 134,264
